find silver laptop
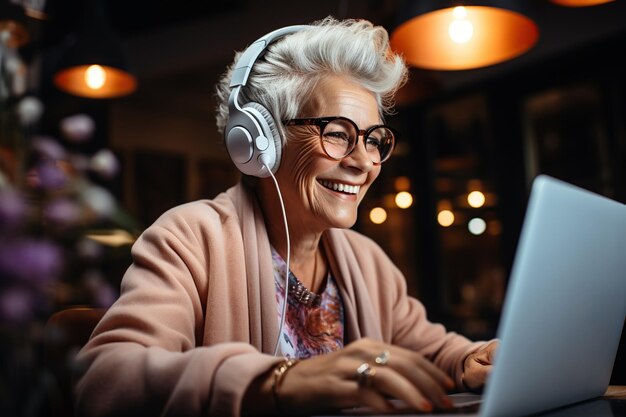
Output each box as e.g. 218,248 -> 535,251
317,175 -> 626,417
449,174 -> 626,417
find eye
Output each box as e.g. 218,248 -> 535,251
366,127 -> 394,151
323,130 -> 351,144
365,135 -> 382,149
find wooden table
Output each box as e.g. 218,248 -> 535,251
605,385 -> 626,399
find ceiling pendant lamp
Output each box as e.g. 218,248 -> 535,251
53,0 -> 136,99
390,1 -> 539,71
549,0 -> 614,6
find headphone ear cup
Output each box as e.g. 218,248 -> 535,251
224,101 -> 282,178
243,102 -> 282,171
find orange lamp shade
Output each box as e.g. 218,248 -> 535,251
391,6 -> 539,71
550,0 -> 614,6
54,64 -> 136,99
52,0 -> 137,99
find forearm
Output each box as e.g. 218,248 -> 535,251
75,342 -> 267,417
241,368 -> 276,417
391,296 -> 486,390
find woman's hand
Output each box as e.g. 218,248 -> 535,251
269,338 -> 456,415
462,340 -> 499,392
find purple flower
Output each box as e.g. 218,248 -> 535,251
0,188 -> 26,234
76,238 -> 104,262
16,96 -> 43,126
81,185 -> 116,218
31,137 -> 67,160
43,198 -> 82,229
0,285 -> 35,323
28,161 -> 68,190
82,270 -> 118,308
69,154 -> 90,173
0,239 -> 63,285
94,284 -> 117,308
90,149 -> 120,179
59,114 -> 95,143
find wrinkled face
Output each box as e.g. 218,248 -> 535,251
275,75 -> 382,232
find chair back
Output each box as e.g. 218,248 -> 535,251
43,307 -> 106,417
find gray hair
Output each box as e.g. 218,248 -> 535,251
214,17 -> 408,145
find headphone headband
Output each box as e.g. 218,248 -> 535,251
229,25 -> 310,88
224,25 -> 310,177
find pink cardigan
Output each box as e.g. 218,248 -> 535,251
75,183 -> 484,417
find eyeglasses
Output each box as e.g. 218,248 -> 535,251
283,116 -> 398,165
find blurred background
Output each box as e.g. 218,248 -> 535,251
1,0 -> 625,415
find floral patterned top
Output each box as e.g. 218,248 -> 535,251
272,246 -> 344,359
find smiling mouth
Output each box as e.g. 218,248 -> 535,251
319,179 -> 361,195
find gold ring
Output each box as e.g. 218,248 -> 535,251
356,362 -> 376,387
374,350 -> 390,366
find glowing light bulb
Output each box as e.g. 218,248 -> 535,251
370,207 -> 387,224
453,5 -> 468,18
85,65 -> 106,90
449,6 -> 474,44
467,191 -> 485,208
395,191 -> 413,209
468,217 -> 486,235
438,210 -> 455,227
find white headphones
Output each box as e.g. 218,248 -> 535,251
224,25 -> 309,177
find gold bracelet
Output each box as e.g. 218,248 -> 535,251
272,358 -> 300,416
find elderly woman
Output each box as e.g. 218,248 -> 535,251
75,17 -> 497,417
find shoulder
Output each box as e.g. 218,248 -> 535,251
153,187 -> 244,232
327,228 -> 408,319
331,228 -> 394,263
327,228 -> 401,285
155,197 -> 231,227
136,188 -> 245,252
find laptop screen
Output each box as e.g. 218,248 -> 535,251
479,175 -> 626,417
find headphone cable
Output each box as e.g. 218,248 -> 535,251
263,163 -> 291,356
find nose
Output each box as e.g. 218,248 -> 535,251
342,135 -> 374,172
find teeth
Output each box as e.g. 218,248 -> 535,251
320,180 -> 360,195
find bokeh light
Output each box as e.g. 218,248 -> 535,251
438,209 -> 455,227
449,7 -> 474,44
467,190 -> 485,208
395,191 -> 413,209
370,207 -> 387,224
468,217 -> 487,235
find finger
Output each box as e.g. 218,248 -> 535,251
369,365 -> 442,412
383,350 -> 454,392
329,361 -> 403,411
412,355 -> 455,390
405,366 -> 454,410
476,340 -> 499,360
347,339 -> 451,379
375,345 -> 454,390
471,342 -> 498,366
343,341 -> 454,408
484,341 -> 499,363
357,386 -> 398,413
464,361 -> 493,390
473,350 -> 492,366
467,361 -> 492,380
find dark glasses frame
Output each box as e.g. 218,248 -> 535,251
283,116 -> 398,165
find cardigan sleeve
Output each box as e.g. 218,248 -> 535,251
389,274 -> 486,390
335,229 -> 486,390
74,202 -> 283,417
